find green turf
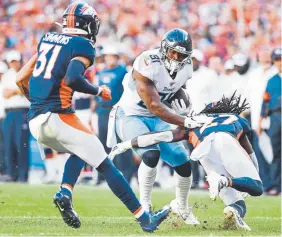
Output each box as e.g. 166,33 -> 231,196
0,183 -> 280,236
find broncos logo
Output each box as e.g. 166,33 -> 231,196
79,5 -> 97,16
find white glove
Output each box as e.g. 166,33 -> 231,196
171,99 -> 188,114
184,115 -> 210,129
108,141 -> 132,160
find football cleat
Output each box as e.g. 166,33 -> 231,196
139,205 -> 170,232
206,171 -> 228,201
53,192 -> 81,229
223,206 -> 251,231
170,199 -> 200,225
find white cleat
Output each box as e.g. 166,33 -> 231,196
223,206 -> 251,231
206,171 -> 228,201
170,199 -> 200,225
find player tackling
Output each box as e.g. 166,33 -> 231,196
109,94 -> 263,231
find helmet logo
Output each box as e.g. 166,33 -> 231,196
80,6 -> 97,17
175,46 -> 185,51
79,6 -> 89,14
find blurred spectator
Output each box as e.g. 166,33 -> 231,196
258,48 -> 281,195
0,0 -> 280,64
0,61 -> 8,175
223,58 -> 235,75
2,50 -> 30,182
219,59 -> 238,97
246,49 -> 278,131
92,45 -> 135,183
186,49 -> 219,113
229,53 -> 252,100
244,49 -> 278,190
208,56 -> 224,75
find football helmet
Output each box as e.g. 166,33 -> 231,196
160,28 -> 192,74
62,2 -> 100,43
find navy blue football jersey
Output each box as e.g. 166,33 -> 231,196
187,114 -> 251,147
28,32 -> 96,121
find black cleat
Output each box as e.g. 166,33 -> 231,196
53,192 -> 81,229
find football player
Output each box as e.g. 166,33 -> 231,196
106,28 -> 207,224
16,2 -> 170,232
109,95 -> 263,231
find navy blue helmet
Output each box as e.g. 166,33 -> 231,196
62,2 -> 100,43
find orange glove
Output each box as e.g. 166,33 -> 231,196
99,85 -> 112,101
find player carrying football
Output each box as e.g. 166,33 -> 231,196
106,28 -> 208,224
109,94 -> 263,231
16,2 -> 170,232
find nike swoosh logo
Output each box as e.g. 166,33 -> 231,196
56,202 -> 65,212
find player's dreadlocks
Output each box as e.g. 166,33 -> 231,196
199,91 -> 249,115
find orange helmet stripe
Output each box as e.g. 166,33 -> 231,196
67,3 -> 78,28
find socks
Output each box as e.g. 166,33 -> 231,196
60,155 -> 85,198
230,200 -> 246,218
138,161 -> 157,212
61,184 -> 73,198
175,172 -> 192,209
96,158 -> 144,216
229,177 -> 263,196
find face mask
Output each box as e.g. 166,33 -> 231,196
164,58 -> 182,75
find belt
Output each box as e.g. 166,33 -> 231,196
5,107 -> 29,113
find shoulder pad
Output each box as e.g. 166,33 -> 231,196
72,37 -> 96,65
133,50 -> 162,80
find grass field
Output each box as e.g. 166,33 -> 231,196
0,183 -> 280,236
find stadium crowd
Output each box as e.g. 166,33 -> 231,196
0,0 -> 281,195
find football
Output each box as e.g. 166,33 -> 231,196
165,87 -> 191,109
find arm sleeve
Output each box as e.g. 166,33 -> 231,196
135,131 -> 174,148
260,80 -> 271,117
65,60 -> 100,95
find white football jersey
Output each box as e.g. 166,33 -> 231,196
118,49 -> 193,117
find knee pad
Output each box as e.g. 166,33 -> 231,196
174,161 -> 191,177
142,150 -> 160,168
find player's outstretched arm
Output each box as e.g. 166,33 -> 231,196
65,56 -> 111,100
109,127 -> 186,159
16,53 -> 38,101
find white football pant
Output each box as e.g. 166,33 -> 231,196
192,132 -> 261,205
29,112 -> 107,168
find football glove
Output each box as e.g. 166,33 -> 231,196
98,85 -> 112,101
171,99 -> 188,115
184,115 -> 211,129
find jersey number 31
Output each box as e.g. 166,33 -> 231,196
33,42 -> 62,79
